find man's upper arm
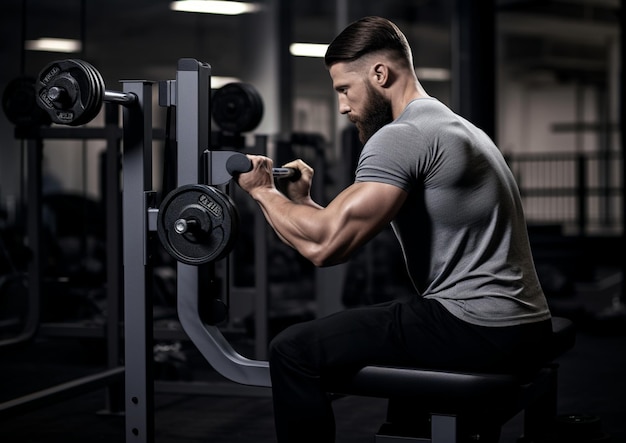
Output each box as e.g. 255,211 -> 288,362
317,181 -> 408,264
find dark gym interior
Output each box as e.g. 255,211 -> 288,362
0,1 -> 625,442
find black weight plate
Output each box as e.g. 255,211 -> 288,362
211,82 -> 263,133
35,59 -> 98,126
69,59 -> 101,126
81,59 -> 104,125
64,59 -> 92,126
2,76 -> 52,127
74,59 -> 105,125
89,60 -> 106,119
68,59 -> 95,126
158,184 -> 239,265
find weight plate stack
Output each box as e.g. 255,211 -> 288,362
35,59 -> 105,126
211,82 -> 264,134
70,59 -> 105,125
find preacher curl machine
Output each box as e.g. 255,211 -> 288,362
35,57 -> 277,442
33,58 -> 576,443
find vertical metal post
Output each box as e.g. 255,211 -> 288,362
167,59 -> 271,387
619,2 -> 626,304
240,0 -> 291,136
253,135 -> 269,360
122,80 -> 154,443
25,138 -> 42,337
523,366 -> 559,441
175,58 -> 210,186
104,103 -> 124,413
596,84 -> 612,228
576,154 -> 587,236
451,0 -> 496,140
175,58 -> 211,346
431,414 -> 457,443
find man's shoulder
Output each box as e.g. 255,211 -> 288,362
403,97 -> 449,116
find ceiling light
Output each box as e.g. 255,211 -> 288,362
288,44 -> 450,81
170,0 -> 261,15
289,43 -> 329,58
25,38 -> 82,53
212,76 -> 241,89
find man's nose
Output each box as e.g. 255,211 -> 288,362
338,98 -> 350,114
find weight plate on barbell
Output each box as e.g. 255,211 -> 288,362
90,61 -> 106,120
35,59 -> 103,126
69,59 -> 100,126
66,59 -> 94,126
157,184 -> 239,265
211,82 -> 264,134
80,60 -> 106,121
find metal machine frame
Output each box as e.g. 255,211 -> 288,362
122,59 -> 271,443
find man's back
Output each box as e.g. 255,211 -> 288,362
355,98 -> 551,327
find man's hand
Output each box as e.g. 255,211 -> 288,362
234,155 -> 276,199
276,159 -> 314,204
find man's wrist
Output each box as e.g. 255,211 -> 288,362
250,186 -> 283,203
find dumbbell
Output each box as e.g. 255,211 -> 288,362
35,59 -> 136,126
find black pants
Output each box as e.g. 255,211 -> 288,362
268,296 -> 552,443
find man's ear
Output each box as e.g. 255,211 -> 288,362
373,63 -> 392,87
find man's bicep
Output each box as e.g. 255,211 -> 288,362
270,181 -> 407,266
328,181 -> 408,243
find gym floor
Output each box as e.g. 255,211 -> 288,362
0,276 -> 625,443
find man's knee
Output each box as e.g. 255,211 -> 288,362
269,321 -> 317,369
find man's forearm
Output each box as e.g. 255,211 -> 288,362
251,187 -> 331,265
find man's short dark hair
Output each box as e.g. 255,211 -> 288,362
324,16 -> 413,69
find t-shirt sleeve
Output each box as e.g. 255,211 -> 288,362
354,122 -> 426,193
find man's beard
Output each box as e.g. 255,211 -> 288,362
352,85 -> 394,144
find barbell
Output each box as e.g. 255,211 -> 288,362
35,59 -> 137,126
34,58 -> 264,133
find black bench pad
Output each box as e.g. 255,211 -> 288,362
325,317 -> 575,403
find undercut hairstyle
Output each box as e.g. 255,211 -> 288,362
324,16 -> 413,70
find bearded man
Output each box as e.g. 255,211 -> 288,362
235,16 -> 552,443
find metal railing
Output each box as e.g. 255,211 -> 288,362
505,150 -> 623,236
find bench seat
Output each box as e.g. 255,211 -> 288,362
325,317 -> 576,443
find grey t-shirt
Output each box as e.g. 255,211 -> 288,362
355,98 -> 551,327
